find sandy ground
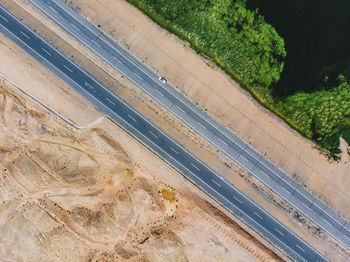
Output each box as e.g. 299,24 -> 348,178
0,53 -> 285,262
2,0 -> 350,260
63,0 -> 350,223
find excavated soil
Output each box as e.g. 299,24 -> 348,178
0,82 -> 283,261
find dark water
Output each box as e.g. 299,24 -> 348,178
246,0 -> 350,97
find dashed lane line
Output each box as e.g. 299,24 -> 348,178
127,114 -> 137,122
20,31 -> 30,39
148,130 -> 158,139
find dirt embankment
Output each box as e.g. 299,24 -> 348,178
0,80 -> 284,261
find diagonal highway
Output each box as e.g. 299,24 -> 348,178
27,0 -> 350,251
0,5 -> 330,262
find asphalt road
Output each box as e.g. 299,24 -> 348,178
0,5 -> 330,262
28,0 -> 350,251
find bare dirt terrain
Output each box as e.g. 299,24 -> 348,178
64,0 -> 350,222
0,67 -> 284,262
1,0 -> 349,260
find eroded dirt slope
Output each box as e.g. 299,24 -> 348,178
0,83 -> 282,261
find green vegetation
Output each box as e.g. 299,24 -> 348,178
127,0 -> 286,89
276,75 -> 350,159
126,0 -> 350,159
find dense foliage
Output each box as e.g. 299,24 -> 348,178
275,75 -> 350,159
127,0 -> 286,89
127,0 -> 350,158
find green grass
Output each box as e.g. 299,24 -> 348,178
126,0 -> 350,159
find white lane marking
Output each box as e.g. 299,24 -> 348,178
191,163 -> 200,171
280,186 -> 290,195
113,56 -> 121,63
85,81 -> 94,89
41,47 -> 51,56
169,147 -> 179,155
260,170 -> 268,178
232,196 -> 242,204
274,228 -> 284,236
20,31 -> 30,39
344,234 -> 350,241
212,179 -> 222,187
49,5 -> 58,13
155,89 -> 164,96
70,23 -> 79,31
302,202 -> 312,211
322,218 -> 333,227
63,65 -> 73,72
218,137 -> 228,146
296,244 -> 305,252
176,105 -> 185,113
134,72 -> 143,81
0,14 -> 8,22
198,122 -> 207,130
23,2 -> 349,252
254,212 -> 263,220
106,97 -> 116,105
127,114 -> 137,122
33,2 -> 345,237
93,40 -> 101,47
240,155 -> 248,162
148,130 -> 158,139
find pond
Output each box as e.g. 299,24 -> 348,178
246,0 -> 350,97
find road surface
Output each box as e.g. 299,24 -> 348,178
0,5 -> 330,262
28,0 -> 350,251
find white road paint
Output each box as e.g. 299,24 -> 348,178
70,22 -> 80,31
176,105 -> 186,113
85,81 -> 94,89
148,130 -> 158,139
191,163 -> 200,171
260,170 -> 268,178
20,31 -> 30,39
155,89 -> 164,96
198,122 -> 207,130
113,56 -> 121,63
254,212 -> 263,220
303,202 -> 312,211
134,72 -> 143,81
240,155 -> 248,162
93,39 -> 101,47
218,137 -> 228,146
169,147 -> 179,155
41,47 -> 51,56
212,179 -> 222,188
49,5 -> 58,13
275,228 -> 284,236
0,14 -> 8,22
322,218 -> 333,228
127,114 -> 137,122
63,64 -> 73,72
296,244 -> 305,252
280,186 -> 290,195
106,97 -> 116,105
232,196 -> 242,204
